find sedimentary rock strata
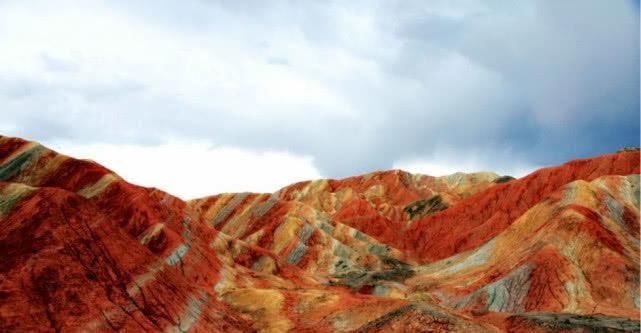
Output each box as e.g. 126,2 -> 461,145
0,135 -> 638,332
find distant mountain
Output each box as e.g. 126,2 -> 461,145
0,135 -> 639,332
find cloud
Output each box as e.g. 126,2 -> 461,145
393,148 -> 541,179
46,140 -> 322,199
0,0 -> 637,186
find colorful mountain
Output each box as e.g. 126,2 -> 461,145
0,135 -> 639,332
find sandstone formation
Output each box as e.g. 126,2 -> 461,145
0,135 -> 639,332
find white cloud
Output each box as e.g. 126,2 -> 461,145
0,0 -> 636,181
0,1 -> 356,117
393,150 -> 540,178
45,140 -> 322,199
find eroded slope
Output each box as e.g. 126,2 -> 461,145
0,135 -> 638,332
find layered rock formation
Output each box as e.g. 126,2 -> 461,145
0,135 -> 639,332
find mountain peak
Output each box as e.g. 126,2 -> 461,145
0,135 -> 639,332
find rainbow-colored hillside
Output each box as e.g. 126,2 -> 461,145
0,135 -> 639,332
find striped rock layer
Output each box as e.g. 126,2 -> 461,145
0,135 -> 639,333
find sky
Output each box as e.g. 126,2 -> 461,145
1,0 -> 639,199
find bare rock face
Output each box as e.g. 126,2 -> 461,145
0,135 -> 639,332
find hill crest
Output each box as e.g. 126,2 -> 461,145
0,135 -> 639,332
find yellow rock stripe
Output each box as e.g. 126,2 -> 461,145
77,174 -> 118,198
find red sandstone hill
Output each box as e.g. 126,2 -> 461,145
0,135 -> 639,332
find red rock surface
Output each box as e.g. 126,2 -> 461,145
0,135 -> 639,332
402,152 -> 639,262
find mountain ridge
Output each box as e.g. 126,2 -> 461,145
0,135 -> 639,332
